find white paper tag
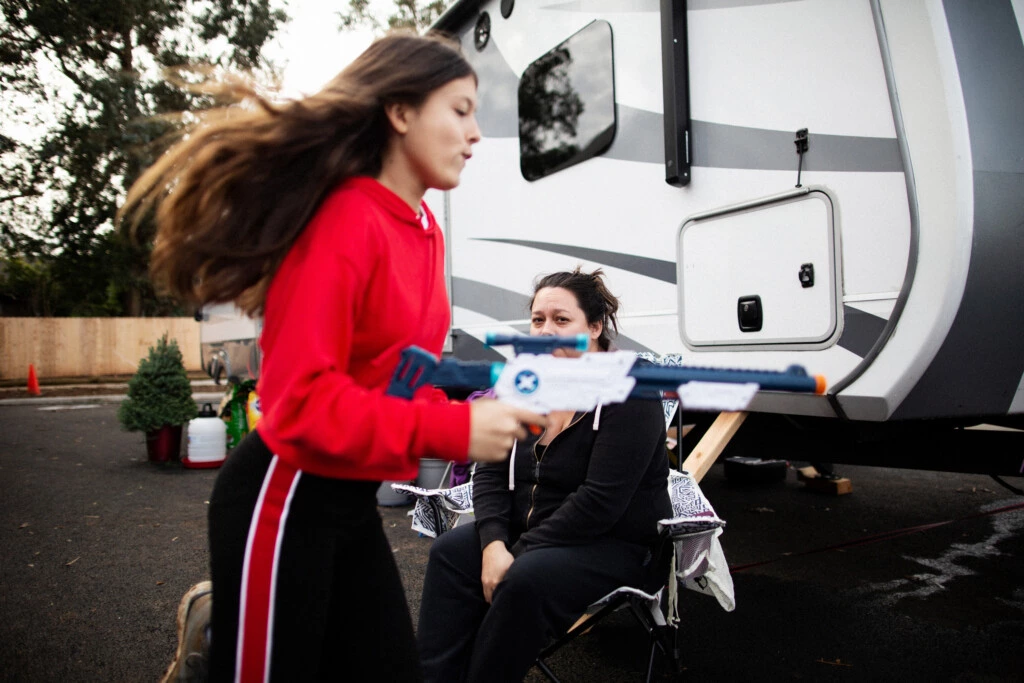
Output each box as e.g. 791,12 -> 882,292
494,352 -> 638,412
677,381 -> 759,412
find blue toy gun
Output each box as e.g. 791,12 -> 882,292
387,333 -> 825,413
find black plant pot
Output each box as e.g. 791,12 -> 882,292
146,424 -> 183,463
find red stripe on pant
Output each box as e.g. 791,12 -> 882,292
236,455 -> 301,683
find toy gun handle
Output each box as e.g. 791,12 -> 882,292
485,332 -> 588,355
386,346 -> 500,399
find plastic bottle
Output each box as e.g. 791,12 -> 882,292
246,390 -> 263,431
223,383 -> 250,451
185,403 -> 227,469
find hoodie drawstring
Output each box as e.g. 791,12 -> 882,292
508,439 -> 517,491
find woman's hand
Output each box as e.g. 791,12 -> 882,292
481,540 -> 515,603
468,400 -> 546,463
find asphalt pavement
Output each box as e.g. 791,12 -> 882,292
1,399 -> 1023,682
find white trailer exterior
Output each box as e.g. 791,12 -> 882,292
428,0 -> 1024,472
201,0 -> 1024,473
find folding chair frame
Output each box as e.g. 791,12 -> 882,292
533,529 -> 687,683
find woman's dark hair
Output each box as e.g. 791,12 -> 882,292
119,31 -> 476,316
532,266 -> 620,351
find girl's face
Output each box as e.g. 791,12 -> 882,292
530,286 -> 602,356
387,75 -> 481,192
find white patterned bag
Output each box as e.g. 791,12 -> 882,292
391,481 -> 475,538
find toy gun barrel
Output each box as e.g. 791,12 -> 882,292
628,363 -> 825,396
485,332 -> 588,355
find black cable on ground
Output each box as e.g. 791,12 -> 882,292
990,474 -> 1024,495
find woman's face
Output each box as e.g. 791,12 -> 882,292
530,286 -> 602,356
387,75 -> 481,192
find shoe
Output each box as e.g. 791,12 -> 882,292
161,581 -> 213,682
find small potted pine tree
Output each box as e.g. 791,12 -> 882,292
118,334 -> 198,463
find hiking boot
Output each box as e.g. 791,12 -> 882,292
161,581 -> 213,682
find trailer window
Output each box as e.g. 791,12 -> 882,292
518,20 -> 616,182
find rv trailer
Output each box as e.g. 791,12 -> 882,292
199,0 -> 1023,476
428,0 -> 1024,475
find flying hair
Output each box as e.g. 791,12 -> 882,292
118,31 -> 475,316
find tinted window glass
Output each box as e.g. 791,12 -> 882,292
518,20 -> 616,182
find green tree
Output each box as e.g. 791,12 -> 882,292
0,0 -> 287,316
338,0 -> 452,33
118,333 -> 198,433
0,253 -> 53,316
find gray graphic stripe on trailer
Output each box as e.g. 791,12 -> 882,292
469,241 -> 886,355
475,239 -> 676,284
450,326 -> 653,360
608,109 -> 905,173
452,268 -> 884,359
450,277 -> 653,353
837,307 -> 889,360
451,276 -> 532,322
459,20 -> 902,173
894,0 -> 1024,419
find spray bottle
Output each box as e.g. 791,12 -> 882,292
222,380 -> 254,451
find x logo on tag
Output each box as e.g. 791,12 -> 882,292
514,370 -> 539,395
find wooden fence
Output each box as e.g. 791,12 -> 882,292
0,318 -> 202,380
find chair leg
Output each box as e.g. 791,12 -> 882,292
668,622 -> 684,674
533,595 -> 629,683
535,657 -> 561,683
649,623 -> 684,678
644,636 -> 659,683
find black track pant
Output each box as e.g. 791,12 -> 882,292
417,523 -> 658,683
207,431 -> 422,682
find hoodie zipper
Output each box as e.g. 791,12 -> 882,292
524,411 -> 585,530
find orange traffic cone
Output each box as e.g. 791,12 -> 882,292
27,364 -> 41,396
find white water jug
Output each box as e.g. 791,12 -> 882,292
184,403 -> 227,469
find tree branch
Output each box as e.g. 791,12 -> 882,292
0,190 -> 43,203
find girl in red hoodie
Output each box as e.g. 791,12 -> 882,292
122,32 -> 544,682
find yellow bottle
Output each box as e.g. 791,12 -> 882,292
246,390 -> 262,431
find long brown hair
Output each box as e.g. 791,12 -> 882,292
532,266 -> 620,351
119,31 -> 476,316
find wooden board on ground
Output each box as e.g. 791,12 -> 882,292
797,466 -> 853,495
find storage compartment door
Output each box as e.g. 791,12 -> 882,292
677,189 -> 841,350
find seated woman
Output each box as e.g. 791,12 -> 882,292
417,267 -> 673,683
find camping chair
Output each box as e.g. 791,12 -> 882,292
533,469 -> 732,682
394,468 -> 732,682
393,355 -> 735,681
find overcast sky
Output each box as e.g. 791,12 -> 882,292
270,2 -> 379,97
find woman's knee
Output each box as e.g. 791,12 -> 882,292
428,524 -> 477,562
493,555 -> 551,607
425,524 -> 482,589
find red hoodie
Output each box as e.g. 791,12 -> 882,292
255,177 -> 470,481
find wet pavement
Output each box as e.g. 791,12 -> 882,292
1,400 -> 1022,682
